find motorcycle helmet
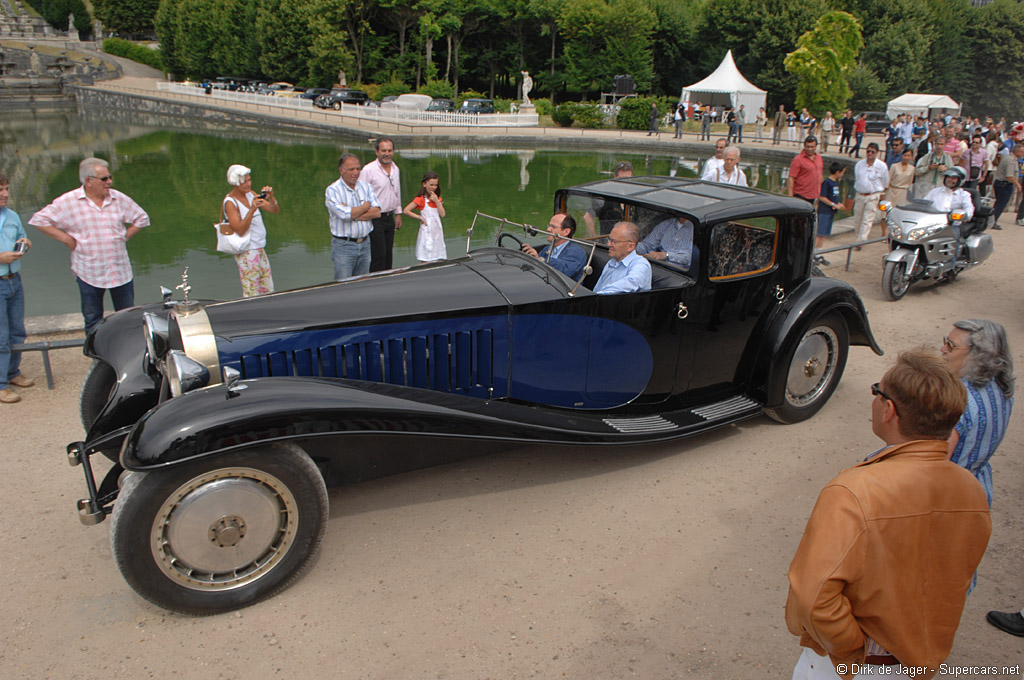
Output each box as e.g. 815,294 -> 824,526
943,166 -> 967,188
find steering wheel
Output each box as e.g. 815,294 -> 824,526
498,232 -> 525,250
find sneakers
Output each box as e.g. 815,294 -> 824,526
813,255 -> 830,266
1017,219 -> 1024,226
0,388 -> 21,404
986,610 -> 1024,637
992,224 -> 1003,230
9,374 -> 34,388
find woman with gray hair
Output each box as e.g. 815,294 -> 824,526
223,164 -> 279,297
940,318 -> 1015,506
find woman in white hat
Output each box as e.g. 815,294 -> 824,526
223,164 -> 278,297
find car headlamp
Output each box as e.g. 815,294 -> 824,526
143,312 -> 170,365
166,350 -> 211,397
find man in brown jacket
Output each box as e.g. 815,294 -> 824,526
786,348 -> 990,680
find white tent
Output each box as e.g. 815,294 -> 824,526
680,50 -> 766,117
886,93 -> 961,120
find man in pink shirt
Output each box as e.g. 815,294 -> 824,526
360,138 -> 403,272
788,135 -> 824,204
30,157 -> 149,334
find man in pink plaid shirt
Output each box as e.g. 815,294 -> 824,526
30,157 -> 150,334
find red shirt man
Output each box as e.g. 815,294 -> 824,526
788,135 -> 824,202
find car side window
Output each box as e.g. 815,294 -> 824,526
707,218 -> 778,280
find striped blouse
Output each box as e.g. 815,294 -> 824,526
950,378 -> 1013,507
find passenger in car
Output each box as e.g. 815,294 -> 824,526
636,215 -> 697,273
593,222 -> 651,294
520,212 -> 586,280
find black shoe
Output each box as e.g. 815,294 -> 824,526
814,256 -> 830,266
992,224 -> 1002,230
986,610 -> 1024,637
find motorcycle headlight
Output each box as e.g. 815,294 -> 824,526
888,222 -> 902,239
166,349 -> 211,397
906,224 -> 945,241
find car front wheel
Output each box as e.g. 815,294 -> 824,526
110,443 -> 328,615
332,101 -> 341,110
764,313 -> 849,424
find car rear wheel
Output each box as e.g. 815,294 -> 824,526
764,313 -> 848,424
881,260 -> 910,301
110,442 -> 328,615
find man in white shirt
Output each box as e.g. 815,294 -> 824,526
819,111 -> 835,153
701,147 -> 748,186
702,139 -> 727,179
360,138 -> 402,272
852,143 -> 890,246
325,154 -> 381,279
925,168 -> 974,220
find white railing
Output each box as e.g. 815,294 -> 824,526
155,82 -> 538,127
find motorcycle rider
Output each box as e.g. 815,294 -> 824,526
924,166 -> 974,220
924,167 -> 973,269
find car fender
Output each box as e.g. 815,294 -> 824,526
749,276 -> 883,406
121,377 -> 596,470
84,300 -> 220,441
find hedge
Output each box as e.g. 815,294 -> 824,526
102,38 -> 164,71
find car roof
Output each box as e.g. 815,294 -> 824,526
562,176 -> 813,223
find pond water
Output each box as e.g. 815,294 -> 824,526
2,108 -> 855,317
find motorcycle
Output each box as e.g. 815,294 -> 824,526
878,187 -> 995,301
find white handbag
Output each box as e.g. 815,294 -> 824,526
215,202 -> 250,255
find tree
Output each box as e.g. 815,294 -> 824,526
307,0 -> 355,86
846,63 -> 886,112
558,0 -> 655,96
94,0 -> 160,34
255,0 -> 314,82
696,0 -> 826,108
784,11 -> 863,117
961,0 -> 1024,117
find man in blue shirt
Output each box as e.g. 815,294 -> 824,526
0,172 -> 34,404
636,215 -> 697,274
594,222 -> 651,294
520,213 -> 587,280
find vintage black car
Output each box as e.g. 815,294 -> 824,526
314,88 -> 371,109
68,177 -> 881,615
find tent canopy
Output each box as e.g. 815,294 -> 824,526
680,50 -> 766,116
886,93 -> 961,119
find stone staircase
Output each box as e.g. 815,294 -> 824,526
0,0 -> 57,39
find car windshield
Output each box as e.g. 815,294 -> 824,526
467,212 -> 599,295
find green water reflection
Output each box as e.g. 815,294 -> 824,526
3,110 -> 852,317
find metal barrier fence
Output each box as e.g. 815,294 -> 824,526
155,83 -> 539,127
814,235 -> 889,271
12,338 -> 84,389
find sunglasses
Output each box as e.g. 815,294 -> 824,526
871,382 -> 900,414
90,175 -> 113,182
942,336 -> 968,351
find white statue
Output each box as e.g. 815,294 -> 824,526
521,71 -> 532,106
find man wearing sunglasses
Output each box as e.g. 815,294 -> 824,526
30,157 -> 149,334
786,348 -> 990,680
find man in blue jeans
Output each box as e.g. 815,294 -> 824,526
0,172 -> 34,404
325,153 -> 381,279
30,157 -> 149,334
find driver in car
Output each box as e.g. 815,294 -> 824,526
925,167 -> 974,220
636,215 -> 697,274
520,213 -> 586,280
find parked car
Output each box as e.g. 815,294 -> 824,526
460,98 -> 496,114
314,88 -> 371,109
68,176 -> 881,615
379,93 -> 432,111
297,87 -> 330,102
426,98 -> 455,113
857,111 -> 890,134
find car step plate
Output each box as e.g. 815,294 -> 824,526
691,395 -> 760,420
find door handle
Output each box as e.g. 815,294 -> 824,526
677,303 -> 689,319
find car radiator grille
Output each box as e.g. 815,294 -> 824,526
238,328 -> 496,393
